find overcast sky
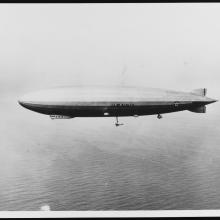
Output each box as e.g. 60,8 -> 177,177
0,3 -> 219,98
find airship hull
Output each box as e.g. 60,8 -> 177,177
18,86 -> 217,119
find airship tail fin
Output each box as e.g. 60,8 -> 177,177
188,106 -> 206,113
191,88 -> 207,96
189,88 -> 207,113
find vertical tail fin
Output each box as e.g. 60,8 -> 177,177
189,88 -> 207,113
191,88 -> 207,96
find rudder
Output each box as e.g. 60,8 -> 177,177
191,88 -> 207,96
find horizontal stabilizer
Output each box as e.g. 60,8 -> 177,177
188,106 -> 206,113
191,88 -> 207,96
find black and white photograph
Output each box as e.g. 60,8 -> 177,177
0,2 -> 220,217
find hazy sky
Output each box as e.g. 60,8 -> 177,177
0,3 -> 219,98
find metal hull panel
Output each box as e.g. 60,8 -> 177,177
19,86 -> 211,103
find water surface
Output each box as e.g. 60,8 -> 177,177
0,93 -> 219,210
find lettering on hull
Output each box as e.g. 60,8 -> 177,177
111,103 -> 135,107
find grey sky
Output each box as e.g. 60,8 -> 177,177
0,3 -> 219,98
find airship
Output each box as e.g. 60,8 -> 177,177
18,86 -> 217,126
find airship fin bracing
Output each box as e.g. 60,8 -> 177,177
18,86 -> 217,126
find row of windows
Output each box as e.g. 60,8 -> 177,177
111,103 -> 135,107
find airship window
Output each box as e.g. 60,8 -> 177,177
174,101 -> 180,107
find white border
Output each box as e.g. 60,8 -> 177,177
0,210 -> 220,218
1,3 -> 220,218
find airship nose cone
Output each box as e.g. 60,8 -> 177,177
18,93 -> 43,114
18,93 -> 33,109
18,99 -> 29,108
18,99 -> 24,106
18,96 -> 24,106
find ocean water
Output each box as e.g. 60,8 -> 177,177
0,92 -> 220,211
